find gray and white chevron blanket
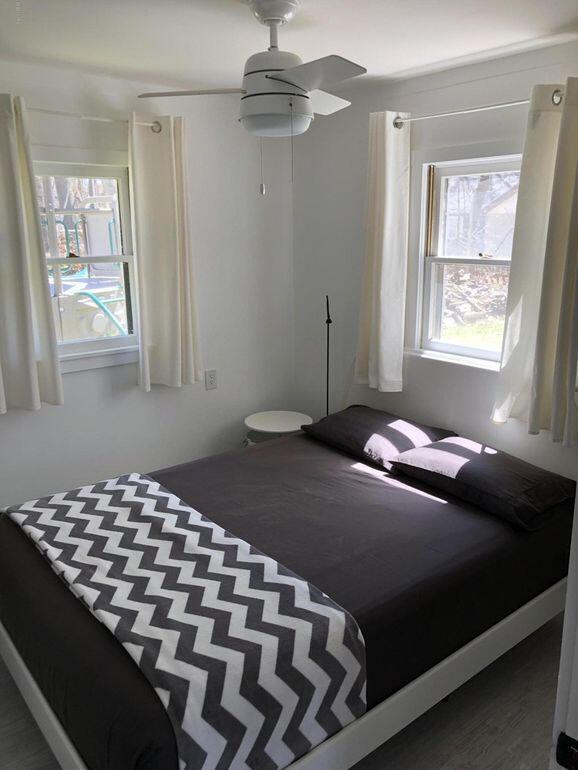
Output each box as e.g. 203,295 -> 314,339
6,473 -> 366,770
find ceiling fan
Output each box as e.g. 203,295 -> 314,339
138,0 -> 367,137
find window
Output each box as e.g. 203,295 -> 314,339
420,156 -> 521,361
34,162 -> 136,363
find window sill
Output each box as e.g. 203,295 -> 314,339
405,348 -> 500,372
59,345 -> 139,374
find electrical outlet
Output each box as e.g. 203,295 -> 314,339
204,369 -> 218,390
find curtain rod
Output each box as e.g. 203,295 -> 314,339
393,89 -> 565,128
392,96 -> 556,129
28,106 -> 162,132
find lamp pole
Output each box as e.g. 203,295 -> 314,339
325,294 -> 332,417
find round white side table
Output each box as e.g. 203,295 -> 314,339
244,411 -> 313,446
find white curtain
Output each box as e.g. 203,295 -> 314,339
129,114 -> 202,391
355,111 -> 410,392
493,79 -> 578,444
0,94 -> 63,414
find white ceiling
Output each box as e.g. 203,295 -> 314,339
0,0 -> 577,88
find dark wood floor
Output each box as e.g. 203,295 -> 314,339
0,616 -> 562,769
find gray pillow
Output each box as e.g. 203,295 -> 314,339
390,436 -> 576,531
301,405 -> 455,470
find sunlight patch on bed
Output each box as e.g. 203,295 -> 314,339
388,419 -> 431,447
351,462 -> 447,503
408,448 -> 471,478
442,436 -> 498,455
363,432 -> 399,458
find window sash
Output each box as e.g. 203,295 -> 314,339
36,162 -> 132,260
42,208 -> 117,216
46,256 -> 132,265
58,334 -> 139,360
428,155 -> 521,260
35,162 -> 136,355
426,256 -> 510,267
420,155 -> 521,362
422,257 -> 510,362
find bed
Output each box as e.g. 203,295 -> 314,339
0,428 -> 573,770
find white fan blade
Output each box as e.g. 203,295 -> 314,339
138,88 -> 245,99
310,89 -> 351,116
271,55 -> 366,92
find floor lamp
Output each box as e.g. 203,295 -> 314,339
325,295 -> 332,417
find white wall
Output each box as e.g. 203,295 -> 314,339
292,40 -> 578,479
3,40 -> 578,507
0,59 -> 295,507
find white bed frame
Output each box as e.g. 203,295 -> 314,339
0,579 -> 566,770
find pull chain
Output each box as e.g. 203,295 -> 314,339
259,137 -> 266,196
290,98 -> 294,185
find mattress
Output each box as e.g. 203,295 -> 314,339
0,435 -> 572,770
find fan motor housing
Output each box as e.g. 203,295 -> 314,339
239,49 -> 314,137
250,0 -> 300,26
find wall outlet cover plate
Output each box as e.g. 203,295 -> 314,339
204,370 -> 217,390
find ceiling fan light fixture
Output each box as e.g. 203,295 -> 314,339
239,49 -> 314,137
241,113 -> 311,138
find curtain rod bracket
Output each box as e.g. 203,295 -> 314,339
393,115 -> 404,129
151,120 -> 162,133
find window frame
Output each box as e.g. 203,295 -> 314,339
34,161 -> 139,370
419,154 -> 522,363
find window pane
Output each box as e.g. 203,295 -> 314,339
48,262 -> 130,343
439,170 -> 520,258
432,263 -> 509,353
36,174 -> 122,258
